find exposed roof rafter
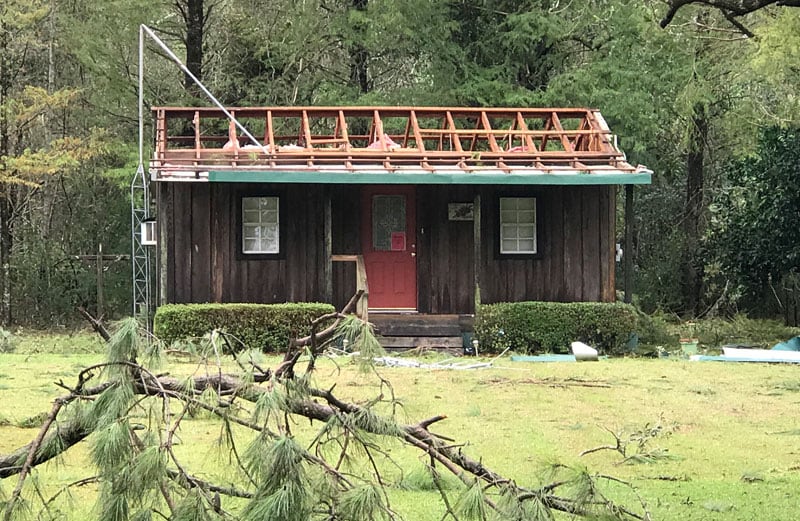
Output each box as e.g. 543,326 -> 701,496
150,106 -> 651,184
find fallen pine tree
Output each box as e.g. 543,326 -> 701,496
1,300 -> 652,521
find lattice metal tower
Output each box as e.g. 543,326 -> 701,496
131,163 -> 152,330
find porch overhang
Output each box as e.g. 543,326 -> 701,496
201,167 -> 651,185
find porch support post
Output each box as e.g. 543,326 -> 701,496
473,192 -> 481,311
624,184 -> 634,304
323,187 -> 333,303
157,182 -> 169,305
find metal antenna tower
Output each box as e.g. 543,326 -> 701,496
132,24 -> 256,329
132,26 -> 152,330
131,163 -> 152,328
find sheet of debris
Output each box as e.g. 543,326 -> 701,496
510,342 -> 601,363
373,356 -> 495,370
691,336 -> 800,363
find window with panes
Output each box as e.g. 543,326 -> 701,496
242,196 -> 280,254
499,197 -> 537,254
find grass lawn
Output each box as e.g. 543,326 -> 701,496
1,338 -> 800,520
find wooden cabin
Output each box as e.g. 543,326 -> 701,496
149,107 -> 650,347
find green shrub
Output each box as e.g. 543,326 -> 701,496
154,302 -> 335,352
635,311 -> 678,348
676,314 -> 800,349
474,301 -> 639,355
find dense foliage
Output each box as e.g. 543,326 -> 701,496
0,0 -> 798,325
475,301 -> 639,354
711,127 -> 800,324
153,302 -> 335,350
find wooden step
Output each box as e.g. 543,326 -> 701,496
370,314 -> 470,337
378,336 -> 464,349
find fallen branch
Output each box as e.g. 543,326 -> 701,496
77,306 -> 111,341
4,301 -> 649,521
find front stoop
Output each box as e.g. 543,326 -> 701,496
369,314 -> 473,351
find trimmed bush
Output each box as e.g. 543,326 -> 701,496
475,301 -> 638,355
154,302 -> 335,351
635,311 -> 678,349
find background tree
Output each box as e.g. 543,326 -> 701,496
710,127 -> 800,324
660,0 -> 800,33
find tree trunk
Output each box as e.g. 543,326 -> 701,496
0,20 -> 13,326
681,101 -> 707,315
181,0 -> 205,95
348,0 -> 370,95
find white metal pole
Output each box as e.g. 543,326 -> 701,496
139,24 -> 264,149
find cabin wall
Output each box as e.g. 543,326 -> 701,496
159,182 -> 329,304
475,185 -> 616,305
330,186 -> 361,310
157,183 -> 616,311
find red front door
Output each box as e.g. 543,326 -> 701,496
361,186 -> 417,310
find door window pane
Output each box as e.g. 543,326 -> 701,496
372,195 -> 406,251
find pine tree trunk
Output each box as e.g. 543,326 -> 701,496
349,0 -> 370,95
182,0 -> 204,94
681,102 -> 707,316
0,20 -> 12,326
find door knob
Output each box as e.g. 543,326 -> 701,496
411,252 -> 416,257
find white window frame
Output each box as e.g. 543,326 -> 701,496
242,196 -> 280,254
499,197 -> 537,254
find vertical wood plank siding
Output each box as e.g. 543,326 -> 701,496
159,183 -> 616,310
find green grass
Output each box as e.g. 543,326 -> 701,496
2,342 -> 800,520
9,328 -> 107,354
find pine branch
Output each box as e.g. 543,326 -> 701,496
3,397 -> 67,521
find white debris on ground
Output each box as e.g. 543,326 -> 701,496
325,345 -> 512,369
373,356 -> 494,370
570,341 -> 599,362
374,345 -> 513,369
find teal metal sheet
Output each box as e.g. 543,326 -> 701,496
206,169 -> 651,185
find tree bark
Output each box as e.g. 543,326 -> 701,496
0,20 -> 13,326
348,0 -> 370,95
178,0 -> 205,95
681,102 -> 708,315
660,1 -> 800,30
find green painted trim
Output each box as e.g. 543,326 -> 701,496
206,169 -> 651,185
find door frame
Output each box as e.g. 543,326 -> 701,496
360,185 -> 417,311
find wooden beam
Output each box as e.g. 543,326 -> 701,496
409,111 -> 425,152
480,111 -> 501,153
550,112 -> 574,153
356,255 -> 368,322
331,255 -> 369,322
323,188 -> 333,302
302,110 -> 313,149
158,182 -> 169,306
338,110 -> 351,151
624,184 -> 634,304
446,111 -> 463,152
266,110 -> 276,166
473,192 -> 481,312
193,111 -> 201,163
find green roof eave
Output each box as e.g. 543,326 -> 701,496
205,169 -> 651,185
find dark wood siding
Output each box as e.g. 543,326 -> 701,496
161,183 -> 327,304
331,186 -> 361,310
416,186 -> 476,314
159,183 -> 616,310
477,185 -> 616,304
